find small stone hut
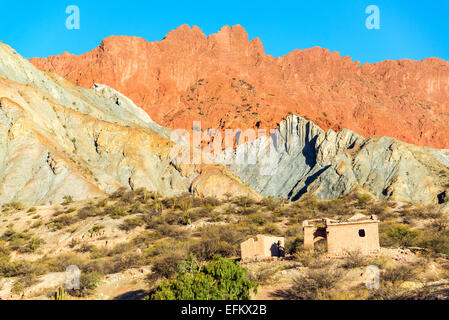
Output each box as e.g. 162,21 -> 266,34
303,214 -> 380,255
240,235 -> 285,260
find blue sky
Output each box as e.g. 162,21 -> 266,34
0,0 -> 447,64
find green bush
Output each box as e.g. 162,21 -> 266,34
151,256 -> 258,300
80,271 -> 102,291
420,232 -> 449,255
384,225 -> 421,247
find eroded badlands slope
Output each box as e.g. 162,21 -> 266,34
0,42 -> 259,205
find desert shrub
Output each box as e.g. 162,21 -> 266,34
119,218 -> 144,231
145,239 -> 184,258
233,196 -> 257,214
1,202 -> 25,214
286,237 -> 303,255
341,250 -> 369,269
246,265 -> 277,284
190,239 -> 236,261
201,197 -> 221,208
382,265 -> 415,286
316,198 -> 348,216
20,237 -> 44,253
164,211 -> 182,225
88,225 -> 105,235
399,205 -> 440,220
368,254 -> 390,270
133,231 -> 163,247
27,207 -> 37,213
78,271 -> 102,294
96,198 -> 108,208
11,274 -> 38,295
80,258 -> 114,275
294,250 -> 327,268
420,231 -> 449,255
127,203 -> 143,214
245,214 -> 267,226
146,200 -> 163,214
87,246 -> 109,259
0,241 -> 11,258
190,226 -> 244,261
367,202 -> 389,218
148,252 -> 186,282
11,281 -> 25,295
383,225 -> 421,247
151,256 -> 258,300
134,188 -> 161,203
0,259 -> 44,278
162,197 -> 178,210
262,223 -> 282,235
154,223 -> 188,240
105,253 -> 143,274
102,205 -> 127,219
62,195 -> 74,205
122,190 -> 138,204
285,224 -> 303,237
39,253 -> 88,273
107,242 -> 135,256
289,267 -> 345,300
430,216 -> 449,233
273,206 -> 297,218
206,211 -> 222,223
260,196 -> 277,211
47,215 -> 78,230
109,187 -> 128,200
1,227 -> 42,253
293,249 -> 314,266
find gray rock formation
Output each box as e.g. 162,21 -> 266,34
216,115 -> 449,212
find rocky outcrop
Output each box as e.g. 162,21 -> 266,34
216,115 -> 449,212
0,42 -> 259,205
31,25 -> 449,149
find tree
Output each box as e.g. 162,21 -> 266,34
151,256 -> 258,300
386,225 -> 421,247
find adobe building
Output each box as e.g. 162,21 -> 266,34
241,235 -> 285,261
303,214 -> 380,255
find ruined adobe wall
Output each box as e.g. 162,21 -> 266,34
326,222 -> 379,255
241,235 -> 285,260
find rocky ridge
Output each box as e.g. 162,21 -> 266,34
214,115 -> 449,212
30,24 -> 449,149
0,41 -> 259,205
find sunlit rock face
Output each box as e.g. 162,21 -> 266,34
31,25 -> 449,149
215,115 -> 449,212
0,42 -> 260,205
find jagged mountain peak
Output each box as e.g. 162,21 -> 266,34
30,25 -> 449,149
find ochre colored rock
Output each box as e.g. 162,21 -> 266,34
30,25 -> 449,149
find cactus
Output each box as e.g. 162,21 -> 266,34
52,286 -> 67,300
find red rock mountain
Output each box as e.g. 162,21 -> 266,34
30,25 -> 449,149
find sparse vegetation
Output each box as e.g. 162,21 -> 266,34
0,188 -> 448,300
151,256 -> 258,300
